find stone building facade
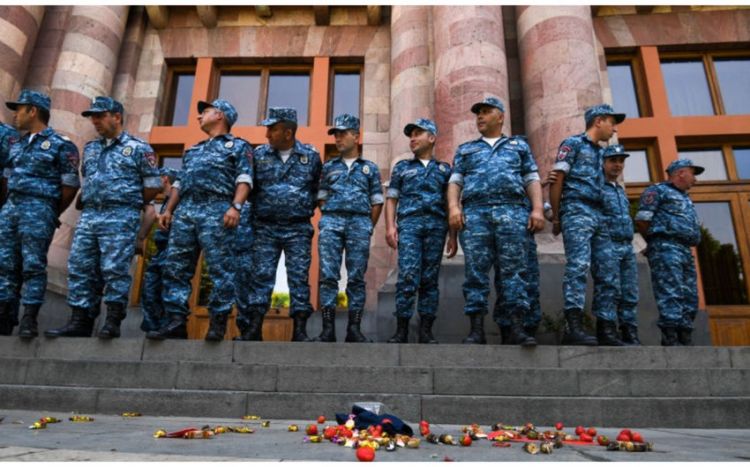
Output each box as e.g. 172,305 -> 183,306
1,5 -> 748,344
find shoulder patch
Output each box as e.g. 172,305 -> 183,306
642,190 -> 656,206
362,165 -> 370,175
556,145 -> 572,161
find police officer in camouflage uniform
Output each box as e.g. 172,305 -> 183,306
594,144 -> 640,345
46,96 -> 160,339
385,118 -> 456,344
0,116 -> 20,335
239,107 -> 321,342
447,97 -> 545,347
147,99 -> 252,341
0,90 -> 79,338
233,200 -> 254,335
315,114 -> 383,343
635,159 -> 703,346
548,104 -> 624,346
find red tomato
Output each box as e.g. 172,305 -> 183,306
356,446 -> 375,462
317,415 -> 326,424
305,424 -> 318,436
587,427 -> 597,437
555,422 -> 564,431
575,425 -> 585,436
631,432 -> 644,443
460,435 -> 472,447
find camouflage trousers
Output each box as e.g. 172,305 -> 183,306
162,199 -> 236,317
0,194 -> 58,306
140,247 -> 168,332
233,205 -> 255,326
318,214 -> 373,313
459,204 -> 529,317
594,239 -> 638,326
493,231 -> 540,327
242,219 -> 313,323
394,216 -> 447,318
561,200 -> 618,320
67,206 -> 140,309
646,238 -> 697,329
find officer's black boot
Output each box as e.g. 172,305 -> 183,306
505,313 -> 537,347
98,303 -> 126,339
0,301 -> 14,336
523,323 -> 539,340
45,306 -> 94,338
205,313 -> 229,342
345,309 -> 372,343
660,326 -> 679,346
561,310 -> 597,346
146,313 -> 187,340
387,316 -> 410,343
499,325 -> 511,345
234,310 -> 264,341
291,313 -> 312,342
18,304 -> 41,339
620,323 -> 641,346
596,320 -> 624,346
315,308 -> 336,342
418,315 -> 438,344
462,314 -> 486,344
677,327 -> 693,346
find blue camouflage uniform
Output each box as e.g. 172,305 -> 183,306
635,159 -> 702,330
387,119 -> 449,318
243,107 -> 321,326
450,98 -> 540,321
68,98 -> 160,310
318,114 -> 384,315
162,100 -> 252,319
0,91 -> 80,314
0,121 -> 21,331
493,232 -> 540,328
592,145 -> 638,327
554,114 -> 620,321
234,201 -> 254,319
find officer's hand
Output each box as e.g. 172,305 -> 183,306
386,227 -> 398,249
542,171 -> 559,187
448,206 -> 464,231
445,236 -> 458,259
224,207 -> 240,229
158,212 -> 172,231
527,209 -> 545,233
552,220 -> 561,236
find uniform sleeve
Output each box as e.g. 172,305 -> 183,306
315,156 -> 329,202
635,185 -> 660,222
552,138 -> 576,174
448,147 -> 466,186
138,143 -> 161,189
235,141 -> 253,188
58,140 -> 81,188
369,163 -> 384,205
519,142 -> 541,186
386,163 -> 403,199
0,128 -> 17,171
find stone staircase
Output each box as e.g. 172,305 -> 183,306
1,337 -> 748,428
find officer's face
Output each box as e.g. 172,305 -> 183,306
265,123 -> 293,150
198,107 -> 223,132
409,128 -> 435,156
89,112 -> 121,138
333,129 -> 359,155
595,115 -> 618,141
12,105 -> 34,131
475,107 -> 504,137
673,167 -> 697,190
603,156 -> 626,181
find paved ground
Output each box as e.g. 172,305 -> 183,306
1,410 -> 750,462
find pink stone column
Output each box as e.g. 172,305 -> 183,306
0,6 -> 45,122
112,6 -> 147,109
432,6 -> 510,163
389,6 -> 434,164
23,6 -> 72,95
516,6 -> 603,176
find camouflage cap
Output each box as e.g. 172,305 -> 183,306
602,144 -> 630,159
81,96 -> 124,117
327,113 -> 360,135
197,99 -> 238,128
403,118 -> 438,136
584,104 -> 626,126
6,89 -> 51,112
666,158 -> 705,176
470,96 -> 505,114
260,107 -> 297,126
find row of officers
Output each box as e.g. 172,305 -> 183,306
0,89 -> 703,347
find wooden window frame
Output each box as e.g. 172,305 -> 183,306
606,53 -> 651,118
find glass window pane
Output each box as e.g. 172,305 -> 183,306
267,73 -> 310,125
714,58 -> 750,115
331,72 -> 361,122
170,74 -> 195,126
160,156 -> 182,170
623,149 -> 651,183
733,147 -> 750,179
607,62 -> 640,118
678,148 -> 727,181
219,73 -> 261,126
661,60 -> 714,116
694,202 -> 748,305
